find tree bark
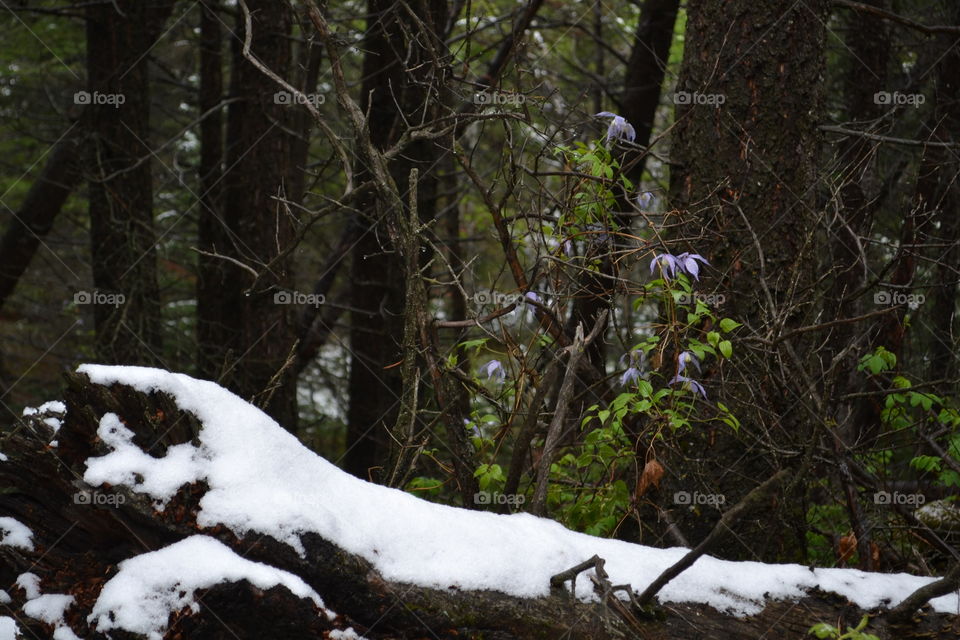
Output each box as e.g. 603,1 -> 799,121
85,0 -> 174,365
666,0 -> 830,562
213,0 -> 298,430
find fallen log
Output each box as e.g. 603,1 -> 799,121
0,368 -> 958,639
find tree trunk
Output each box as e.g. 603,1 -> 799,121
666,0 -> 829,562
344,0 -> 448,479
85,0 -> 174,365
214,0 -> 298,430
196,0 -> 227,380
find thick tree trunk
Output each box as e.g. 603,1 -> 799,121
213,0 -> 298,430
85,0 -> 173,365
1,372 -> 958,639
666,0 -> 829,562
196,0 -> 227,380
344,0 -> 448,480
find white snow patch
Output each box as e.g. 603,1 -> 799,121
76,364 -> 960,617
0,617 -> 19,640
23,593 -> 74,625
0,590 -> 9,604
0,452 -> 7,462
22,401 -> 66,416
330,628 -> 367,640
16,574 -> 78,638
0,518 -> 33,551
52,627 -> 81,640
89,535 -> 333,640
15,573 -> 40,600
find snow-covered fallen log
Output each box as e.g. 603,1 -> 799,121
0,365 -> 958,639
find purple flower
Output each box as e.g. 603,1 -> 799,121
649,251 -> 709,281
676,253 -> 709,281
649,253 -> 680,279
669,374 -> 707,398
482,359 -> 506,384
595,111 -> 636,144
620,367 -> 642,387
636,191 -> 655,209
677,351 -> 700,375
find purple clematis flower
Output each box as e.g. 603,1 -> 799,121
676,252 -> 709,281
649,253 -> 680,279
677,351 -> 701,375
595,111 -> 636,144
669,374 -> 707,399
620,367 -> 642,387
636,191 -> 655,209
649,251 -> 709,281
482,359 -> 506,384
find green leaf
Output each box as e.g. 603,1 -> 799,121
719,318 -> 742,333
808,622 -> 838,638
707,331 -> 720,347
719,340 -> 733,358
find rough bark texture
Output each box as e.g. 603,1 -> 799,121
196,0 -> 227,381
209,0 -> 298,430
665,0 -> 829,562
86,0 -> 174,365
1,372 -> 959,639
344,0 -> 448,479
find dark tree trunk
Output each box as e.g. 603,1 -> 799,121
85,0 -> 174,365
822,0 -> 890,571
921,8 -> 960,395
666,0 -> 829,562
621,0 -> 680,184
213,0 -> 298,431
0,127 -> 83,312
344,0 -> 448,480
196,0 -> 226,380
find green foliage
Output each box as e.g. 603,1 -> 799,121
808,615 -> 879,640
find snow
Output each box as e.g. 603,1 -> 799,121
15,574 -> 40,600
23,593 -> 74,624
0,617 -> 18,640
16,573 -> 79,639
76,364 -> 960,621
89,535 -> 334,640
21,400 -> 65,416
0,517 -> 33,551
0,452 -> 7,462
0,590 -> 9,604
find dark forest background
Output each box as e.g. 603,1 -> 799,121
2,0 -> 960,575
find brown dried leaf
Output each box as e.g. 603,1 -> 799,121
636,459 -> 665,498
838,533 -> 857,566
